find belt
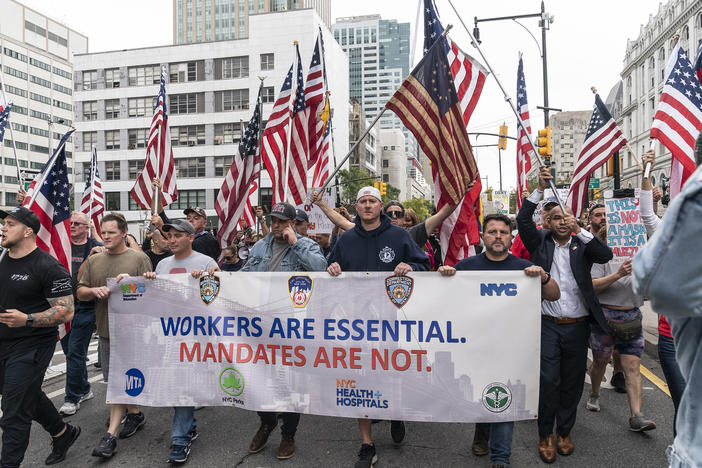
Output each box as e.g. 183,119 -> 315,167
541,315 -> 587,325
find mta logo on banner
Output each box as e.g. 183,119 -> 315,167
480,283 -> 517,296
125,368 -> 145,396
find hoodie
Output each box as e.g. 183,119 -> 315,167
327,214 -> 430,272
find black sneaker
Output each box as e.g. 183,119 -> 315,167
167,444 -> 191,464
354,443 -> 377,468
188,428 -> 199,443
91,432 -> 117,458
45,424 -> 81,465
119,412 -> 146,439
390,420 -> 405,443
611,372 -> 627,393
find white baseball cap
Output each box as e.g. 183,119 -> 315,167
356,186 -> 382,202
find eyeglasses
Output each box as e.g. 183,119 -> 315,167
386,210 -> 405,219
70,221 -> 88,226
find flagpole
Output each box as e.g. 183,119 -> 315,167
447,0 -> 566,212
282,41 -> 299,204
255,77 -> 264,234
0,70 -> 24,186
88,146 -> 97,238
316,28 -> 340,205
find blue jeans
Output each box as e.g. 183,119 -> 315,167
658,334 -> 686,436
489,422 -> 514,466
172,407 -> 196,446
64,306 -> 96,404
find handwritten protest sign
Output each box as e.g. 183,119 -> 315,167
604,195 -> 646,261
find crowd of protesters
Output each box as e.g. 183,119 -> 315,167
0,141 -> 700,468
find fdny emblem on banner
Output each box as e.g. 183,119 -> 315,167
385,275 -> 414,308
288,275 -> 313,308
199,274 -> 220,305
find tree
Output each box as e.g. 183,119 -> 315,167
336,167 -> 378,204
384,184 -> 401,203
403,198 -> 435,219
509,189 -> 518,214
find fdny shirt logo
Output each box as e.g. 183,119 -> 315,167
379,246 -> 395,263
385,275 -> 413,308
199,274 -> 220,305
288,275 -> 313,308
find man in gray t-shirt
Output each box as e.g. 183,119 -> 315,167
144,219 -> 219,464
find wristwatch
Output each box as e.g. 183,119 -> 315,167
25,313 -> 34,328
541,273 -> 551,285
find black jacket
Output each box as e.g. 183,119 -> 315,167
517,198 -> 613,332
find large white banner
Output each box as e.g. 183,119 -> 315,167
106,271 -> 541,423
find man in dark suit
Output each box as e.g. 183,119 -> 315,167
517,166 -> 612,464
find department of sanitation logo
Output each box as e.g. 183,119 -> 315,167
288,275 -> 313,308
379,246 -> 395,263
482,382 -> 512,413
219,367 -> 245,397
385,275 -> 414,308
199,274 -> 220,305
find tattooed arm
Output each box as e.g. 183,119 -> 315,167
0,295 -> 74,328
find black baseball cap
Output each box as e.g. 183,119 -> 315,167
0,206 -> 41,234
163,219 -> 195,235
295,209 -> 309,223
270,202 -> 296,220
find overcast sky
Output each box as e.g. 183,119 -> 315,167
22,0 -> 667,191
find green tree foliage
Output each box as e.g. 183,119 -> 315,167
385,184 -> 401,203
403,198 -> 435,219
336,167 -> 377,204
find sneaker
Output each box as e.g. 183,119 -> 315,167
106,410 -> 128,428
118,412 -> 146,439
249,422 -> 277,453
80,390 -> 94,403
277,435 -> 295,460
629,413 -> 656,432
586,393 -> 601,412
611,372 -> 627,393
45,424 -> 81,465
188,428 -> 199,443
167,444 -> 191,464
58,401 -> 79,416
390,420 -> 405,443
91,432 -> 117,458
94,362 -> 102,369
471,424 -> 490,456
354,443 -> 377,468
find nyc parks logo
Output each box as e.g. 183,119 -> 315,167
480,283 -> 517,297
219,367 -> 245,397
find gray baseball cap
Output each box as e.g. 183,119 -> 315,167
162,219 -> 195,235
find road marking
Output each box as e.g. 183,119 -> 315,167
45,375 -> 105,400
640,364 -> 671,397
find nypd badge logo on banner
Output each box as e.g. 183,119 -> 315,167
385,275 -> 413,308
199,275 -> 220,305
288,275 -> 313,308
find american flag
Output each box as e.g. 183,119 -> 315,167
216,85 -> 263,249
306,29 -> 326,170
0,102 -> 11,143
694,39 -> 702,85
651,43 -> 702,199
516,54 -> 533,211
311,99 -> 331,187
567,94 -> 627,217
286,45 -> 308,205
130,67 -> 178,211
79,147 -> 104,238
241,181 -> 257,228
261,54 -> 295,204
422,0 -> 486,264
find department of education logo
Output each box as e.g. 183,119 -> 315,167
288,275 -> 313,308
219,367 -> 245,396
199,274 -> 220,305
379,246 -> 395,263
125,368 -> 145,397
385,275 -> 413,308
482,382 -> 512,413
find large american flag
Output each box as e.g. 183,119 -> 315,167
422,0 -> 486,264
567,94 -> 627,217
516,54 -> 533,210
306,29 -> 327,171
311,99 -> 331,187
261,55 -> 295,204
79,147 -> 104,238
216,86 -> 263,249
651,43 -> 702,199
286,45 -> 308,205
130,67 -> 178,211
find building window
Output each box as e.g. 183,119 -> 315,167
214,89 -> 249,111
214,156 -> 233,176
104,161 -> 120,180
128,160 -> 142,179
176,157 -> 206,178
82,70 -> 97,90
382,174 -> 389,182
83,131 -> 97,151
215,56 -> 249,79
171,189 -> 205,210
105,68 -> 120,88
128,65 -> 160,86
214,123 -> 243,144
169,61 -> 204,82
105,130 -> 120,150
105,192 -> 121,211
105,99 -> 120,119
128,97 -> 154,117
260,53 -> 274,71
171,125 -> 205,146
128,128 -> 148,149
382,159 -> 389,168
262,86 -> 275,103
169,93 -> 204,114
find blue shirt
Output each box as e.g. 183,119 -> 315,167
454,253 -> 532,271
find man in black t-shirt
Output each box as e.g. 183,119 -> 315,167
0,207 -> 81,466
438,213 -> 559,468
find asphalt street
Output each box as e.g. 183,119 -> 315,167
20,327 -> 675,468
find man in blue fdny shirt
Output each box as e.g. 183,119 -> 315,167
439,213 -> 559,468
327,186 -> 429,468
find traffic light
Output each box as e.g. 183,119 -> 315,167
498,124 -> 508,150
380,182 -> 387,196
593,188 -> 601,199
373,181 -> 380,190
536,126 -> 552,158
